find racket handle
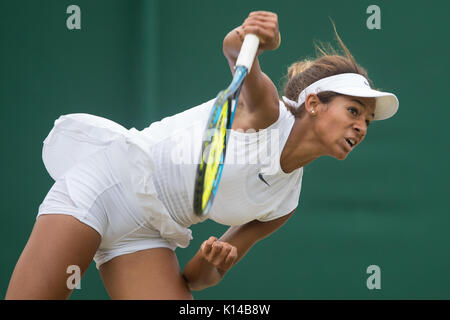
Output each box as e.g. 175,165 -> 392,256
235,33 -> 260,72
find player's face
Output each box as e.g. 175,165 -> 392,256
315,95 -> 376,160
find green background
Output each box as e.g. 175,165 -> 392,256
1,0 -> 449,299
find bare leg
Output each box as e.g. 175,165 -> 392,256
5,214 -> 101,300
99,248 -> 193,300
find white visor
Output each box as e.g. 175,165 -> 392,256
282,73 -> 399,121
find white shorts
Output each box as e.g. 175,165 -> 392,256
37,141 -> 177,269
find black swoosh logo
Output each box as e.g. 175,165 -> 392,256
258,173 -> 270,187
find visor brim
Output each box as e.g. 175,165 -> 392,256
333,87 -> 399,121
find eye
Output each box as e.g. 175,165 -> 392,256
348,107 -> 358,116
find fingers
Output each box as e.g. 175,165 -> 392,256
211,242 -> 229,266
249,11 -> 277,19
201,236 -> 217,256
245,15 -> 277,26
242,26 -> 273,46
200,237 -> 238,273
241,11 -> 279,50
222,246 -> 238,271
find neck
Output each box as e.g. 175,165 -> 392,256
280,117 -> 326,173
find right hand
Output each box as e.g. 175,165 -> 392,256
200,236 -> 238,275
240,11 -> 280,51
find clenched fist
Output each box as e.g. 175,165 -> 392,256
200,236 -> 238,275
241,11 -> 280,51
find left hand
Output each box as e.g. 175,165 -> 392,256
241,11 -> 280,51
200,236 -> 238,275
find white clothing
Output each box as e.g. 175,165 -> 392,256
38,99 -> 303,266
38,140 -> 177,269
140,99 -> 303,227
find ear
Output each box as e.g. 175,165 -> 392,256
304,94 -> 320,116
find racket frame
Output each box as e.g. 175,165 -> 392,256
193,34 -> 259,218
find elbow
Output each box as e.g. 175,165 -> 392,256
223,29 -> 241,61
183,272 -> 222,292
185,279 -> 220,292
187,283 -> 208,292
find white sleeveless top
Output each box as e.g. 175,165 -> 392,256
42,98 -> 303,248
140,98 -> 303,227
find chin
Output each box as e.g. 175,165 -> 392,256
330,154 -> 347,161
330,142 -> 351,160
332,149 -> 349,161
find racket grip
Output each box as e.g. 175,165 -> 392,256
235,33 -> 260,72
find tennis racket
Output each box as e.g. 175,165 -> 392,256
193,34 -> 260,218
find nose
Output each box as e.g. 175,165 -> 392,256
353,119 -> 367,138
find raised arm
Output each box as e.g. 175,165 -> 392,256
223,11 -> 281,131
182,209 -> 295,291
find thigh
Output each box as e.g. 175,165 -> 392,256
99,248 -> 193,300
5,214 -> 101,300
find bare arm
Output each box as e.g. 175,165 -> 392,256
182,209 -> 295,291
223,11 -> 281,131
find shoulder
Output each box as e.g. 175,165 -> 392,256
232,98 -> 292,132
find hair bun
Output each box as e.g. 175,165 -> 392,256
287,60 -> 314,80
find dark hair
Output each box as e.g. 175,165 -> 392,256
282,22 -> 372,118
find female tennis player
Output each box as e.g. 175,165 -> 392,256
6,11 -> 398,299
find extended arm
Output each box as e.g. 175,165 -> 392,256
182,209 -> 295,291
222,11 -> 281,131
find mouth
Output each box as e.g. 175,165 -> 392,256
344,137 -> 357,150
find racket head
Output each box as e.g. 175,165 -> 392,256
193,67 -> 247,217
